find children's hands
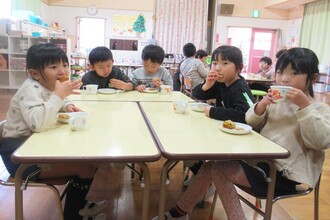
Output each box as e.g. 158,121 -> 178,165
203,71 -> 218,91
136,85 -> 146,93
286,88 -> 311,109
254,90 -> 274,115
66,104 -> 81,112
110,79 -> 125,90
55,79 -> 83,100
152,78 -> 163,88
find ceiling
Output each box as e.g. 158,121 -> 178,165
265,0 -> 318,9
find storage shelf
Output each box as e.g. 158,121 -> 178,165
0,35 -> 69,89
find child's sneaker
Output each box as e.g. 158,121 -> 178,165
79,200 -> 108,217
152,211 -> 188,220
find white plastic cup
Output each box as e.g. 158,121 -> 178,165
83,84 -> 98,94
270,85 -> 292,102
172,100 -> 188,114
160,85 -> 172,94
69,112 -> 89,131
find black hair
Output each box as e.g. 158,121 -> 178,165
89,46 -> 113,65
183,43 -> 196,57
26,43 -> 68,80
211,45 -> 243,72
275,47 -> 319,97
276,49 -> 287,59
195,49 -> 208,59
141,44 -> 165,64
259,56 -> 272,65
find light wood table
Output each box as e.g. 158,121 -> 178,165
241,73 -> 274,84
12,101 -> 160,220
139,102 -> 289,220
69,90 -> 194,102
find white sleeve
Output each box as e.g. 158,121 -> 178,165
19,87 -> 64,132
295,103 -> 330,151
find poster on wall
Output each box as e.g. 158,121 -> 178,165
111,14 -> 146,38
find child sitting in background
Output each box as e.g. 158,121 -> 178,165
180,43 -> 208,90
0,43 -> 104,220
132,44 -> 173,92
153,47 -> 330,220
195,49 -> 208,64
257,56 -> 273,78
82,46 -> 133,91
249,56 -> 273,92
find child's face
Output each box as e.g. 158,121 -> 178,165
199,57 -> 207,64
31,61 -> 70,91
143,59 -> 161,75
276,64 -> 309,94
90,60 -> 113,78
259,61 -> 270,71
211,58 -> 240,86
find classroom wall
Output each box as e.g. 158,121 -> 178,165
215,0 -> 289,19
40,3 -> 153,47
42,0 -> 154,11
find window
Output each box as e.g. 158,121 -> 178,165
77,18 -> 105,54
0,0 -> 11,18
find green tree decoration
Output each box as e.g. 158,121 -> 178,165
132,14 -> 146,33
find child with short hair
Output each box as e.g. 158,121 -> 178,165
153,47 -> 330,220
182,45 -> 255,187
193,45 -> 255,122
0,43 -> 103,219
195,49 -> 208,64
257,56 -> 273,78
82,46 -> 133,91
131,44 -> 173,92
180,43 -> 208,90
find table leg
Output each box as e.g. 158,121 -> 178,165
136,162 -> 150,220
264,160 -> 276,220
15,164 -> 33,220
158,160 -> 178,220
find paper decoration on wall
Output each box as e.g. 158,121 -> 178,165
112,14 -> 138,37
132,14 -> 146,37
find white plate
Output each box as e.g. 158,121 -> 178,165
57,112 -> 88,123
98,88 -> 117,94
190,103 -> 208,112
144,88 -> 159,93
219,121 -> 252,135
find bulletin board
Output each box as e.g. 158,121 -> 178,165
112,14 -> 138,37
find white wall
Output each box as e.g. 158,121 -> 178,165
215,16 -> 289,50
40,4 -> 153,47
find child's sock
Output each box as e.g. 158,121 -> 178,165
168,205 -> 187,217
63,177 -> 93,220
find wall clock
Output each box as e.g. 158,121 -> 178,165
87,5 -> 98,16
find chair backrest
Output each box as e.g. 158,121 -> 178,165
180,75 -> 193,98
0,120 -> 5,144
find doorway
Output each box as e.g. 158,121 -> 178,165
227,27 -> 276,73
76,17 -> 106,54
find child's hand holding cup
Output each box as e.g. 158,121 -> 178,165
173,100 -> 188,114
270,85 -> 292,102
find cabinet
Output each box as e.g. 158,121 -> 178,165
0,35 -> 69,89
70,57 -> 87,80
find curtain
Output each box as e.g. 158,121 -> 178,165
154,0 -> 208,54
300,0 -> 330,65
12,0 -> 41,15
